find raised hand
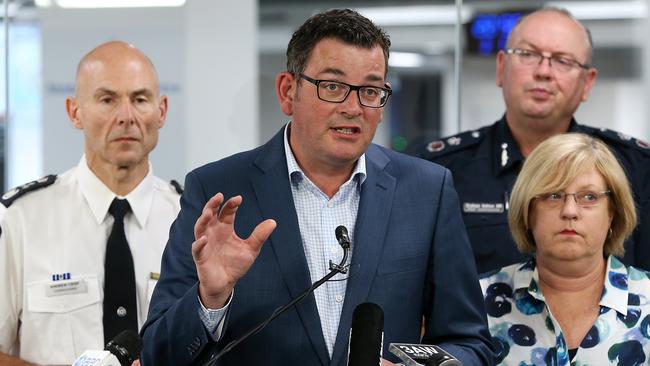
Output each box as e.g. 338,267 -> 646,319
192,193 -> 276,309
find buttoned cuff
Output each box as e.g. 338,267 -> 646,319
197,290 -> 232,342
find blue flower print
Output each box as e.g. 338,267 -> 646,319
580,325 -> 600,348
618,308 -> 642,328
607,340 -> 646,365
609,272 -> 628,290
509,324 -> 537,346
486,283 -> 514,317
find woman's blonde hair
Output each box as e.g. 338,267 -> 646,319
508,133 -> 636,257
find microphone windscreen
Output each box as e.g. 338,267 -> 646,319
105,329 -> 142,366
348,302 -> 384,366
335,225 -> 351,248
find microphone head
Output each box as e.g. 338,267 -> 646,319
105,329 -> 142,366
335,225 -> 351,249
348,302 -> 384,366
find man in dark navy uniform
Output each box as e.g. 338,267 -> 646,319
421,7 -> 650,274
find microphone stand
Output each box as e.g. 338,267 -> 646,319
204,229 -> 350,365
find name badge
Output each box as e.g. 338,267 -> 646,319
463,202 -> 505,214
46,279 -> 88,297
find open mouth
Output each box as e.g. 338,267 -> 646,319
332,127 -> 359,135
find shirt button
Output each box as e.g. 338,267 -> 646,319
327,202 -> 334,208
331,247 -> 338,255
335,295 -> 343,303
117,306 -> 127,317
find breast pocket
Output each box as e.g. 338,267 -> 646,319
377,253 -> 428,276
23,274 -> 103,364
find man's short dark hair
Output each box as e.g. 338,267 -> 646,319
286,8 -> 391,77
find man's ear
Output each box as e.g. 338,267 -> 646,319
496,50 -> 507,88
157,95 -> 169,129
276,71 -> 297,116
66,97 -> 83,130
581,68 -> 598,102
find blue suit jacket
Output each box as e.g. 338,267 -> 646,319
141,128 -> 494,365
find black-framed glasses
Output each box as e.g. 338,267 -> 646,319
299,73 -> 392,108
505,48 -> 591,73
535,190 -> 610,208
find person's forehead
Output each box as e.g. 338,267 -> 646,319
513,12 -> 586,45
306,39 -> 386,76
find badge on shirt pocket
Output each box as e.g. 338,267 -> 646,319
45,278 -> 88,297
24,274 -> 102,363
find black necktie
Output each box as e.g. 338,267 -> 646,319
103,198 -> 138,344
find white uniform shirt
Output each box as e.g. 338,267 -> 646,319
0,156 -> 181,365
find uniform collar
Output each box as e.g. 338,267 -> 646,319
75,154 -> 155,228
513,256 -> 628,316
493,116 -> 581,177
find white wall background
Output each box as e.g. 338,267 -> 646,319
5,1 -> 650,188
35,0 -> 257,186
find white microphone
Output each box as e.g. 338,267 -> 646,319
72,350 -> 121,366
72,330 -> 142,366
389,343 -> 463,366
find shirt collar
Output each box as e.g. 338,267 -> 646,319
600,256 -> 629,315
512,256 -> 629,316
283,122 -> 367,187
75,154 -> 155,228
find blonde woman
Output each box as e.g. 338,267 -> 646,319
480,133 -> 648,365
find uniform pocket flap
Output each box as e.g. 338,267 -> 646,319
27,274 -> 101,313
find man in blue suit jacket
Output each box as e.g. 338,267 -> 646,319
141,9 -> 494,366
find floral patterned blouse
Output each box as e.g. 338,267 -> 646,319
479,256 -> 650,365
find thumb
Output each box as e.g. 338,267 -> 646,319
248,219 -> 277,251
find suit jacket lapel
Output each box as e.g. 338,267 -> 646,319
251,129 -> 330,365
330,145 -> 396,366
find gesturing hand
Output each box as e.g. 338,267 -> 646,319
192,193 -> 276,309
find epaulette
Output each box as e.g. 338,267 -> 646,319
420,129 -> 485,159
581,126 -> 650,156
170,180 -> 183,195
0,174 -> 57,208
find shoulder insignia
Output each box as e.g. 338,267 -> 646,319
420,129 -> 484,159
426,140 -> 445,153
0,174 -> 57,208
583,126 -> 650,155
636,139 -> 650,150
170,180 -> 184,195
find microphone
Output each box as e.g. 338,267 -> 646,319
72,330 -> 142,366
336,225 -> 351,249
347,302 -> 384,366
205,225 -> 351,365
389,343 -> 463,366
330,225 -> 351,273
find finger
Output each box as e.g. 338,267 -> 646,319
191,235 -> 209,262
217,195 -> 243,225
205,192 -> 225,212
194,209 -> 213,239
194,193 -> 224,238
247,219 -> 277,252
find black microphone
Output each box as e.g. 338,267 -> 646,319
389,343 -> 463,366
336,225 -> 351,249
72,330 -> 142,366
331,225 -> 351,273
347,302 -> 384,366
204,225 -> 351,365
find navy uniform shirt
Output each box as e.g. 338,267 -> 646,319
420,116 -> 650,274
